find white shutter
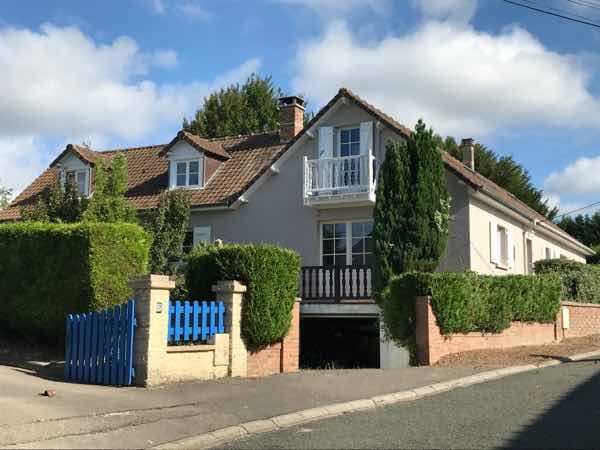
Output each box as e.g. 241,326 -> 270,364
553,249 -> 558,259
490,219 -> 499,264
360,121 -> 373,155
318,126 -> 334,159
193,226 -> 212,246
507,228 -> 514,269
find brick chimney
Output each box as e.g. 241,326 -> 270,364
278,96 -> 305,143
460,138 -> 475,170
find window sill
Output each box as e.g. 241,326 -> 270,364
494,263 -> 509,271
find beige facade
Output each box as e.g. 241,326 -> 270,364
468,195 -> 586,276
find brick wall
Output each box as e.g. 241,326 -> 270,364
559,301 -> 600,340
247,300 -> 300,377
414,296 -> 600,365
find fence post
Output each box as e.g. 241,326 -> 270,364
129,274 -> 175,387
213,280 -> 247,377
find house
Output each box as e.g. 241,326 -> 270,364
1,88 -> 593,368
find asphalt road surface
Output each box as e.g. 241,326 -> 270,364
221,359 -> 600,449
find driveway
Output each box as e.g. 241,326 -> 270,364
0,359 -> 480,449
221,358 -> 600,449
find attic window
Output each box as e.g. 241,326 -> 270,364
171,158 -> 203,189
65,169 -> 89,197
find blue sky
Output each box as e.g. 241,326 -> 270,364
2,0 -> 600,216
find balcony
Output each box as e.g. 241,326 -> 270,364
300,265 -> 373,303
303,153 -> 377,208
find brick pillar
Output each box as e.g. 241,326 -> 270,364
415,295 -> 432,365
129,275 -> 175,387
281,299 -> 301,373
213,280 -> 248,377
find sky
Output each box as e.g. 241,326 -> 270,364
2,0 -> 600,216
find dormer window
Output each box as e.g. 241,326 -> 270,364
170,157 -> 204,189
65,169 -> 89,197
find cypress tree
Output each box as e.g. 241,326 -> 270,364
373,120 -> 450,296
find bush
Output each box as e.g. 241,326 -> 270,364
534,259 -> 600,304
186,243 -> 300,348
380,272 -> 562,341
0,222 -> 150,341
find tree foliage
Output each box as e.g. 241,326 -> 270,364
435,136 -> 558,220
0,179 -> 12,210
184,73 -> 283,138
146,190 -> 191,275
83,154 -> 136,223
21,179 -> 87,223
373,120 -> 450,295
556,213 -> 600,262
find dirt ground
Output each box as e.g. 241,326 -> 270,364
436,334 -> 600,368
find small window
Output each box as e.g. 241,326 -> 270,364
497,225 -> 508,267
339,127 -> 360,157
65,169 -> 88,196
545,247 -> 552,260
322,223 -> 347,266
173,159 -> 203,188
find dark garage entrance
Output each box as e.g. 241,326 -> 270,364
300,317 -> 380,369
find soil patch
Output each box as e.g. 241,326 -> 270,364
436,335 -> 600,368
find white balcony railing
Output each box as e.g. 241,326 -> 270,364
303,152 -> 377,204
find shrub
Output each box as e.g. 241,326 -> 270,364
534,259 -> 600,304
380,272 -> 562,341
186,243 -> 300,348
0,222 -> 150,342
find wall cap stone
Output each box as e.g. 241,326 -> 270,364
129,274 -> 176,291
561,301 -> 600,309
212,280 -> 247,293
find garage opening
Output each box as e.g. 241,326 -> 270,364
300,317 -> 380,369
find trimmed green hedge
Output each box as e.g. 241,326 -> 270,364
0,222 -> 150,341
380,272 -> 562,341
534,259 -> 600,304
185,243 -> 300,348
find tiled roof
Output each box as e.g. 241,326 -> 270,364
0,87 -> 590,253
0,132 -> 284,220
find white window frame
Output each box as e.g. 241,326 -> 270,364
169,157 -> 204,189
336,126 -> 361,158
497,224 -> 509,267
320,219 -> 373,266
64,168 -> 89,197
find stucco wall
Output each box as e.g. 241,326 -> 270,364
468,196 -> 585,276
189,102 -> 407,266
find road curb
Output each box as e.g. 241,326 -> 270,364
152,349 -> 600,449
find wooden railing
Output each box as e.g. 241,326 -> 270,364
300,265 -> 372,302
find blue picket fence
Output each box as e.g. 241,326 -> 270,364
65,299 -> 136,386
168,300 -> 225,344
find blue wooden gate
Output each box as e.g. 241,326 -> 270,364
168,300 -> 225,344
65,299 -> 136,386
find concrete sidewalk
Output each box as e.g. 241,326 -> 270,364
0,360 -> 481,449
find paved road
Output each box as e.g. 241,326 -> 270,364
222,359 -> 600,449
0,361 -> 479,449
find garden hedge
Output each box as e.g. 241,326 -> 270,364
379,271 -> 562,342
0,222 -> 150,341
185,243 -> 300,348
534,259 -> 600,304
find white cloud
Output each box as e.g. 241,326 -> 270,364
0,136 -> 46,195
176,0 -> 211,20
152,49 -> 178,68
0,23 -> 259,193
545,156 -> 600,195
275,0 -> 391,17
150,0 -> 166,14
148,0 -> 210,20
412,0 -> 478,23
292,20 -> 600,137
